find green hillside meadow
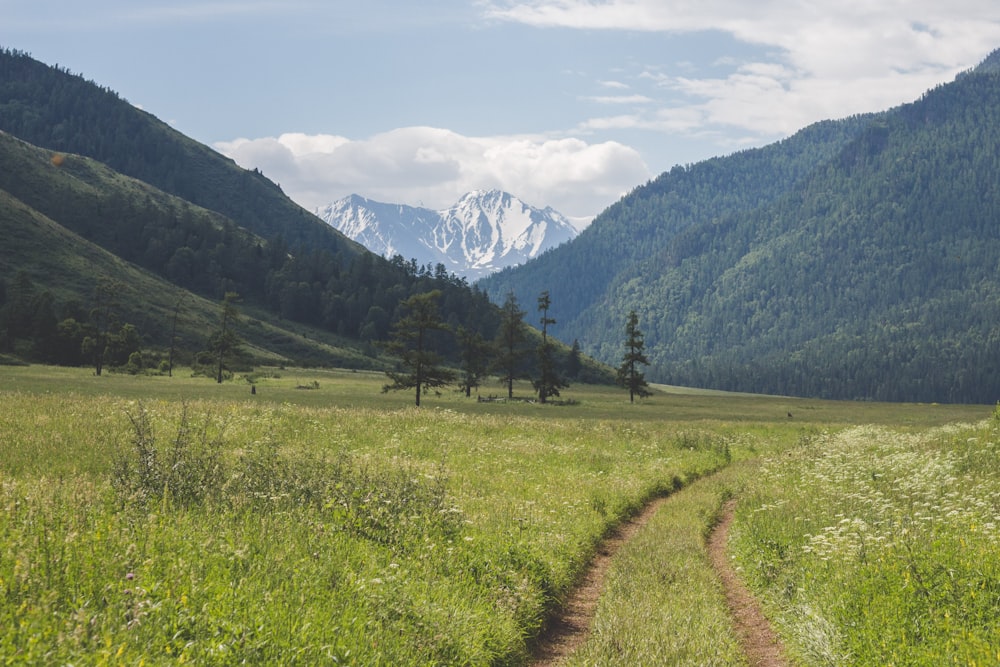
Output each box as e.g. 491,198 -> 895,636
1,365 -> 994,665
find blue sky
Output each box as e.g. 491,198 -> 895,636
4,1 -> 1000,223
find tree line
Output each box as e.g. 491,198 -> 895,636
380,289 -> 647,406
382,290 -> 581,406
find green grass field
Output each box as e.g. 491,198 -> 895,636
0,365 -> 993,664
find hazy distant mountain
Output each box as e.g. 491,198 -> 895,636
316,190 -> 578,279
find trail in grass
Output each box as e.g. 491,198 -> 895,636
707,500 -> 790,667
530,491 -> 791,667
530,494 -> 671,665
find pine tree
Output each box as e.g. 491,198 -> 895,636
494,292 -> 529,399
82,278 -> 121,376
210,292 -> 243,383
617,310 -> 651,402
566,339 -> 582,379
533,291 -> 567,403
456,325 -> 490,398
382,290 -> 456,406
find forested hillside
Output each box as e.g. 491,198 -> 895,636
0,48 -> 355,257
481,50 -> 1000,404
481,114 -> 876,333
0,48 -> 501,368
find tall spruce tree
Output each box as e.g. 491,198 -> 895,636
210,292 -> 243,383
456,325 -> 490,398
617,310 -> 651,402
533,290 -> 567,403
382,290 -> 456,406
494,291 -> 529,399
82,278 -> 121,376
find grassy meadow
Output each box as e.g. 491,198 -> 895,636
0,364 -> 993,665
729,418 -> 1000,666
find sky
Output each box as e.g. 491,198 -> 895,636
4,2 -> 1000,225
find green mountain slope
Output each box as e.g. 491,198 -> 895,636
0,48 -> 360,258
0,134 -> 384,368
480,115 -> 876,334
480,50 -> 1000,403
0,48 -> 503,369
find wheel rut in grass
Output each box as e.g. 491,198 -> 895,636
530,493 -> 791,666
707,500 -> 791,667
530,494 -> 671,666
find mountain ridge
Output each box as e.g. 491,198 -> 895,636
479,48 -> 1000,403
316,189 -> 578,279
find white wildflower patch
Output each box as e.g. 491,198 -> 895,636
740,417 -> 1000,662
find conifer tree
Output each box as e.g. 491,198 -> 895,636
494,292 -> 529,399
456,325 -> 490,398
566,339 -> 582,379
382,290 -> 456,406
533,290 -> 567,403
209,292 -> 243,383
617,310 -> 651,402
82,278 -> 121,376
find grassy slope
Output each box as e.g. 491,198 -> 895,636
0,134 -> 375,367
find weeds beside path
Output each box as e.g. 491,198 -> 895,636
708,500 -> 790,667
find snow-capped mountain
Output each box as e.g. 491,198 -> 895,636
315,190 -> 578,280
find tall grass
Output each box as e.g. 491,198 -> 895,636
1,366 -> 990,663
729,415 -> 1000,665
0,384 -> 732,664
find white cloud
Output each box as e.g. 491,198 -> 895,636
484,0 -> 1000,139
212,2 -> 1000,227
583,94 -> 654,104
215,128 -> 650,221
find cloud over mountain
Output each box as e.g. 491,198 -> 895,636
216,128 -> 649,224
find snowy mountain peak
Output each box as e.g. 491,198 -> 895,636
316,191 -> 578,280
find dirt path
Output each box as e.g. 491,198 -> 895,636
530,495 -> 791,666
530,495 -> 671,666
707,500 -> 791,667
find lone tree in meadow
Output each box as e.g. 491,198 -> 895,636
617,310 -> 652,402
456,325 -> 490,398
209,292 -> 244,383
81,278 -> 121,376
533,290 -> 567,403
494,291 -> 530,399
167,294 -> 186,377
382,290 -> 456,406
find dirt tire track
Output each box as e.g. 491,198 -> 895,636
530,493 -> 791,666
707,500 -> 791,667
530,495 -> 671,666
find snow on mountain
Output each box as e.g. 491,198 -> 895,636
315,190 -> 578,280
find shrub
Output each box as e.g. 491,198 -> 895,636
111,402 -> 226,508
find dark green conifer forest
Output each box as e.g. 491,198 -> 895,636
481,50 -> 1000,403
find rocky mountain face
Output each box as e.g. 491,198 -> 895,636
316,190 -> 578,279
